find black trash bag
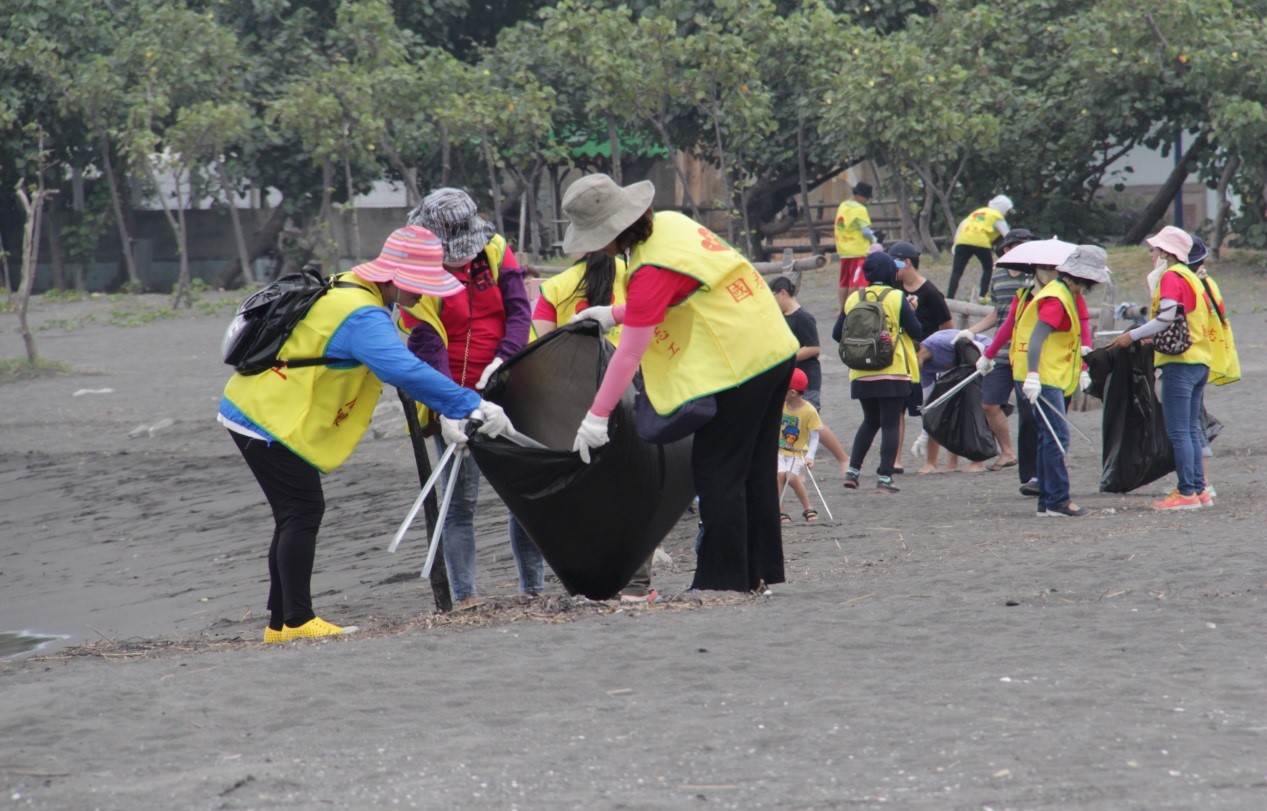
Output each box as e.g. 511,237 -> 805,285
469,323 -> 695,599
920,341 -> 998,462
1092,343 -> 1174,492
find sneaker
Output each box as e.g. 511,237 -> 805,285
620,589 -> 659,604
1020,480 -> 1040,497
280,617 -> 358,641
1035,501 -> 1047,517
911,433 -> 928,461
1206,485 -> 1217,498
843,471 -> 859,490
1151,491 -> 1202,511
1197,489 -> 1213,507
874,477 -> 900,494
1046,503 -> 1089,518
263,626 -> 285,644
454,596 -> 482,611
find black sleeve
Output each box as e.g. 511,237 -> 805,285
789,310 -> 819,349
899,297 -> 924,342
831,309 -> 845,343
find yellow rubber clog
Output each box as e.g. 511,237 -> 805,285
280,617 -> 359,641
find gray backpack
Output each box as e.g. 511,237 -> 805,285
838,287 -> 897,371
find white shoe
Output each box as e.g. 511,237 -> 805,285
910,434 -> 928,461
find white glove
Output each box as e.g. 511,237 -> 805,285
1022,372 -> 1042,404
975,355 -> 995,375
568,305 -> 617,334
1080,345 -> 1092,357
955,329 -> 975,344
475,357 -> 504,391
439,416 -> 469,447
1080,370 -> 1092,392
471,400 -> 512,440
572,410 -> 610,464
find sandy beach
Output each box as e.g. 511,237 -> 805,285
2,257 -> 1265,809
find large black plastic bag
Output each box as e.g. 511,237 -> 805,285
920,342 -> 998,461
1093,343 -> 1174,492
469,323 -> 696,599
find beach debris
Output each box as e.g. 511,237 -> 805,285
128,418 -> 175,438
652,548 -> 672,567
72,388 -> 114,396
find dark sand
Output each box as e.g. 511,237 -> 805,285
2,259 -> 1265,809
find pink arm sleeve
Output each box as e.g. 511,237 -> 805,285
589,324 -> 653,418
983,298 -> 1019,359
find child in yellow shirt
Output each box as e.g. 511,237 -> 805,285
779,369 -> 849,522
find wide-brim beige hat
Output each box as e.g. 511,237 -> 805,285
1056,244 -> 1112,285
561,174 -> 655,254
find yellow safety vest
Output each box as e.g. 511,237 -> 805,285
223,274 -> 385,473
629,211 -> 799,415
1199,275 -> 1240,385
954,207 -> 1005,249
1011,279 -> 1081,396
534,255 -> 629,344
843,285 -> 920,384
834,199 -> 872,257
1151,264 -> 1214,369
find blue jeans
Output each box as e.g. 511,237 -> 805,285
1019,382 -> 1071,510
1160,363 -> 1209,496
506,517 -> 547,594
433,438 -> 545,600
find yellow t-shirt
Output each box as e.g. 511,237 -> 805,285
779,400 -> 822,456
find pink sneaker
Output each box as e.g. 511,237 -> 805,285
1151,491 -> 1202,511
1197,489 -> 1213,507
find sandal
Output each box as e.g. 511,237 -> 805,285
802,509 -> 819,522
780,512 -> 792,524
987,457 -> 1018,472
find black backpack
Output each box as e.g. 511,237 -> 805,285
838,287 -> 898,370
221,266 -> 359,376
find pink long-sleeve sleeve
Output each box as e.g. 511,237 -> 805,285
589,324 -> 653,418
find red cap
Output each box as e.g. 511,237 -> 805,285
789,368 -> 808,392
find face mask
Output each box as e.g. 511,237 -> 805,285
1147,266 -> 1165,295
893,259 -> 906,270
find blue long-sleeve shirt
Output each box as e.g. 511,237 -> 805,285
219,305 -> 482,440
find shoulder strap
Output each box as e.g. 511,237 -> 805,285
876,287 -> 899,333
1197,276 -> 1225,325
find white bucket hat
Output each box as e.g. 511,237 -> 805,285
1145,225 -> 1193,261
1056,244 -> 1111,285
988,194 -> 1014,215
561,174 -> 655,254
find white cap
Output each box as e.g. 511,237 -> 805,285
988,195 -> 1014,215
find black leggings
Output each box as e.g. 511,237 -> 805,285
947,244 -> 994,299
849,396 -> 906,477
231,431 -> 324,629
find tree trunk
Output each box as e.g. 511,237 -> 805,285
45,202 -> 66,291
709,97 -> 736,244
481,129 -> 505,235
606,114 -> 623,186
652,118 -> 701,220
171,202 -> 192,309
439,124 -> 451,187
380,133 -> 420,208
212,204 -> 288,289
0,227 -> 13,300
215,158 -> 255,286
342,154 -> 362,262
1122,131 -> 1209,246
796,116 -> 820,254
1211,153 -> 1240,256
100,133 -> 140,288
319,160 -> 339,271
15,180 -> 46,364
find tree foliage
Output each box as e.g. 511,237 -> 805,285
4,0 -> 1267,291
